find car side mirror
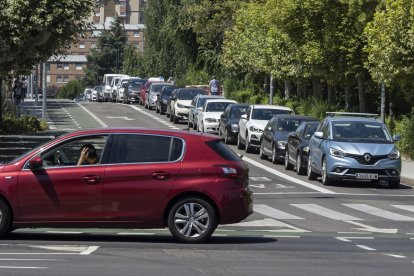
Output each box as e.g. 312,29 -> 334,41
393,134 -> 401,142
314,131 -> 323,139
289,132 -> 296,138
28,156 -> 43,170
241,114 -> 247,120
266,126 -> 272,131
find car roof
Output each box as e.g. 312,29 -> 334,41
272,114 -> 318,120
328,116 -> 381,123
178,88 -> 206,91
205,99 -> 237,104
197,95 -> 225,99
251,104 -> 293,110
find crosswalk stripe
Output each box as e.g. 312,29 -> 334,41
254,204 -> 303,220
343,204 -> 414,221
291,204 -> 362,221
391,205 -> 414,213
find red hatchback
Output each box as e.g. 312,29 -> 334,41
0,128 -> 253,243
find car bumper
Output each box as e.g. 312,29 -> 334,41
175,107 -> 190,118
326,156 -> 401,181
219,187 -> 253,224
203,122 -> 219,133
248,132 -> 262,147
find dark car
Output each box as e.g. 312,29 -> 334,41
284,121 -> 319,174
156,85 -> 178,114
125,77 -> 147,104
218,104 -> 249,144
259,115 -> 318,163
0,128 -> 253,243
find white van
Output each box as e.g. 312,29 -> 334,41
102,74 -> 128,102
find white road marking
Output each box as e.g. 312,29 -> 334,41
383,254 -> 406,258
80,246 -> 99,255
0,266 -> 47,269
275,184 -> 295,189
343,204 -> 414,221
344,220 -> 398,234
250,184 -> 265,189
336,237 -> 374,242
230,218 -> 308,233
242,156 -> 335,194
250,177 -> 271,181
254,204 -> 303,220
291,204 -> 362,221
77,103 -> 108,127
263,235 -> 301,238
117,232 -> 155,235
46,231 -> 83,234
392,205 -> 414,213
0,259 -> 61,261
356,245 -> 376,251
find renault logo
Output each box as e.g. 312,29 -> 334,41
364,153 -> 372,163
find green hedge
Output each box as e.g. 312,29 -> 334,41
0,115 -> 49,134
388,110 -> 414,160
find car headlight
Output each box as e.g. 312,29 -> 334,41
151,95 -> 157,100
177,103 -> 186,108
205,118 -> 217,123
277,141 -> 287,148
231,123 -> 239,131
330,147 -> 346,158
303,146 -> 309,154
249,126 -> 263,133
388,150 -> 400,160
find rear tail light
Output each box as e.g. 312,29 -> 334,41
220,167 -> 238,178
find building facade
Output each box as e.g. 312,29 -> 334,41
47,0 -> 146,88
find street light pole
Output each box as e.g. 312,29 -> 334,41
102,43 -> 119,73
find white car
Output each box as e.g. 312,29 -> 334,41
197,99 -> 237,133
188,95 -> 225,130
102,74 -> 128,102
145,82 -> 172,110
169,88 -> 207,124
238,105 -> 294,153
116,76 -> 131,103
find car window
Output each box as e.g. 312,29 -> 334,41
179,90 -> 205,100
295,123 -> 305,138
110,134 -> 184,163
205,140 -> 241,161
277,119 -> 303,132
321,121 -> 330,138
206,102 -> 231,112
251,109 -> 292,120
331,121 -> 392,142
303,124 -> 318,138
39,135 -> 108,168
230,106 -> 247,118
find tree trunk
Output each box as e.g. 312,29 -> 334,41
357,73 -> 366,112
296,79 -> 303,98
284,79 -> 292,99
312,77 -> 321,98
327,84 -> 336,105
344,84 -> 351,111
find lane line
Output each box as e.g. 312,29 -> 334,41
77,103 -> 108,127
383,254 -> 406,258
0,266 -> 48,269
254,204 -> 303,220
356,245 -> 376,251
392,205 -> 414,213
343,204 -> 414,221
242,156 -> 335,194
336,237 -> 374,242
292,204 -> 362,221
80,246 -> 99,255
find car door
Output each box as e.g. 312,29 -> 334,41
311,120 -> 329,173
219,106 -> 230,136
239,106 -> 251,142
17,135 -> 109,221
261,119 -> 274,152
289,123 -> 305,164
103,134 -> 182,221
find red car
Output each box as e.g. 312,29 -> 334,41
0,128 -> 253,243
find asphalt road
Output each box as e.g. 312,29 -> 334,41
3,99 -> 414,275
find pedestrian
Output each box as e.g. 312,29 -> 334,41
21,77 -> 28,99
12,79 -> 23,117
209,76 -> 220,95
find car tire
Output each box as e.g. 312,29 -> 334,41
224,129 -> 231,144
155,106 -> 160,113
0,199 -> 12,238
188,120 -> 193,129
296,152 -> 306,175
271,145 -> 278,164
321,158 -> 333,186
193,123 -> 198,131
307,155 -> 318,180
284,150 -> 293,170
237,134 -> 244,150
167,197 -> 217,243
170,114 -> 173,122
173,115 -> 179,124
388,179 -> 400,189
259,145 -> 267,160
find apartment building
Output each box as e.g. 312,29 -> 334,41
47,0 -> 146,88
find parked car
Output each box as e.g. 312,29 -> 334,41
307,112 -> 401,188
83,88 -> 93,101
110,76 -> 122,102
155,85 -> 178,114
218,104 -> 249,144
140,79 -> 164,106
145,82 -> 173,110
238,105 -> 294,153
188,95 -> 225,130
125,77 -> 147,104
102,74 -> 128,102
91,85 -> 103,102
284,121 -> 319,175
168,88 -> 207,124
260,115 -> 318,164
197,99 -> 238,134
0,128 -> 253,243
116,76 -> 131,103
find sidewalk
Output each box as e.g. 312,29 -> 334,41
16,99 -> 414,186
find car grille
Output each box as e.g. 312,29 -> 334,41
346,153 -> 388,165
346,169 -> 388,175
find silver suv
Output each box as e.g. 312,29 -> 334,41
307,112 -> 401,188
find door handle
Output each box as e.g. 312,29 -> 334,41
152,171 -> 170,180
82,175 -> 101,185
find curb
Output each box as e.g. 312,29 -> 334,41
401,177 -> 414,187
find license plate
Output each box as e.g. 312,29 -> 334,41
356,173 -> 378,180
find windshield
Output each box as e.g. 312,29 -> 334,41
251,109 -> 292,120
151,84 -> 168,93
162,86 -> 176,96
230,107 -> 247,118
332,121 -> 392,142
206,102 -> 232,112
179,90 -> 205,100
277,119 -> 307,132
129,79 -> 143,89
303,124 -> 318,139
106,76 -> 114,85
